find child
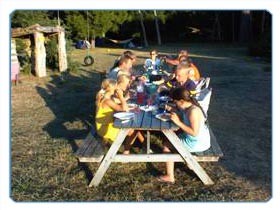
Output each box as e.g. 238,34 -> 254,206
95,79 -> 143,154
158,87 -> 210,183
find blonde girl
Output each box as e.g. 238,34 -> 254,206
95,78 -> 143,154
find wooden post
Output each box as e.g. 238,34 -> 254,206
57,28 -> 67,72
33,31 -> 46,77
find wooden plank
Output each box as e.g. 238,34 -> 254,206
141,111 -> 152,128
162,129 -> 214,185
111,154 -> 219,162
75,131 -> 97,156
193,127 -> 223,160
77,151 -> 220,163
75,127 -> 104,162
76,140 -> 104,162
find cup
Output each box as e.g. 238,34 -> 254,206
136,92 -> 145,105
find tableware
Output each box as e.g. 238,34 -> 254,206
128,103 -> 138,109
140,105 -> 158,112
114,112 -> 135,120
136,92 -> 145,105
159,96 -> 171,102
155,113 -> 171,122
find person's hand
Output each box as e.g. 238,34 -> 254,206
115,88 -> 124,99
125,92 -> 131,101
138,75 -> 147,82
165,104 -> 172,112
170,112 -> 181,125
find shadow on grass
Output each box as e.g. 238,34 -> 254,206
36,70 -> 101,147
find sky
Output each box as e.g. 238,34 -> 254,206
1,0 -> 279,210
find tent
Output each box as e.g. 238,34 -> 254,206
76,40 -> 91,49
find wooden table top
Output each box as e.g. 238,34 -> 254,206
113,109 -> 178,131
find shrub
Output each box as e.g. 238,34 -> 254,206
45,37 -> 59,70
67,59 -> 80,73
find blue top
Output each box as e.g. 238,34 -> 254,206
107,67 -> 120,80
144,58 -> 161,72
177,107 -> 210,152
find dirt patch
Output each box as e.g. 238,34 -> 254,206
11,44 -> 271,201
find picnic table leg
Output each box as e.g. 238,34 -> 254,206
89,128 -> 130,187
147,131 -> 151,154
162,129 -> 214,185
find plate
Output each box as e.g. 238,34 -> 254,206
145,82 -> 153,86
114,112 -> 135,120
128,103 -> 138,109
156,113 -> 171,121
159,96 -> 171,102
140,105 -> 158,112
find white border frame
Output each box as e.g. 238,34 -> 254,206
1,0 -> 278,210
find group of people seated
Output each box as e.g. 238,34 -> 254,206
95,49 -> 211,183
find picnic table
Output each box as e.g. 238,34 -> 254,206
75,81 -> 223,187
75,106 -> 223,187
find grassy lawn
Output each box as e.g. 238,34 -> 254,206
11,43 -> 271,202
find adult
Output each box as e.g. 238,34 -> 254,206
164,49 -> 200,80
178,55 -> 200,81
144,49 -> 161,72
107,55 -> 133,80
164,50 -> 188,65
110,50 -> 136,72
158,63 -> 197,94
158,87 -> 211,183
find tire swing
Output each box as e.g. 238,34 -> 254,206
84,55 -> 94,66
84,11 -> 94,66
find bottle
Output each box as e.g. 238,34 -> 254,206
136,81 -> 145,105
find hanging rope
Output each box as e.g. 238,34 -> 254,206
84,11 -> 94,66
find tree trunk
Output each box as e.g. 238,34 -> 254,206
238,10 -> 252,42
212,13 -> 222,41
138,10 -> 149,47
154,10 -> 162,45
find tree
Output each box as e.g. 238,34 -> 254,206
138,10 -> 149,47
89,11 -> 131,38
64,11 -> 89,41
154,10 -> 162,45
238,10 -> 252,42
11,10 -> 57,28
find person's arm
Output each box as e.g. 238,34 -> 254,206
105,89 -> 128,112
170,107 -> 202,136
165,57 -> 179,66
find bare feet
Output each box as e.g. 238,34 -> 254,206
157,175 -> 175,184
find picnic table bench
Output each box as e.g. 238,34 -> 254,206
75,127 -> 223,163
75,110 -> 223,187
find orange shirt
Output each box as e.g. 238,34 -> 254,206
190,63 -> 200,81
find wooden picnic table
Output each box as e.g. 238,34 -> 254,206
88,107 -> 215,187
